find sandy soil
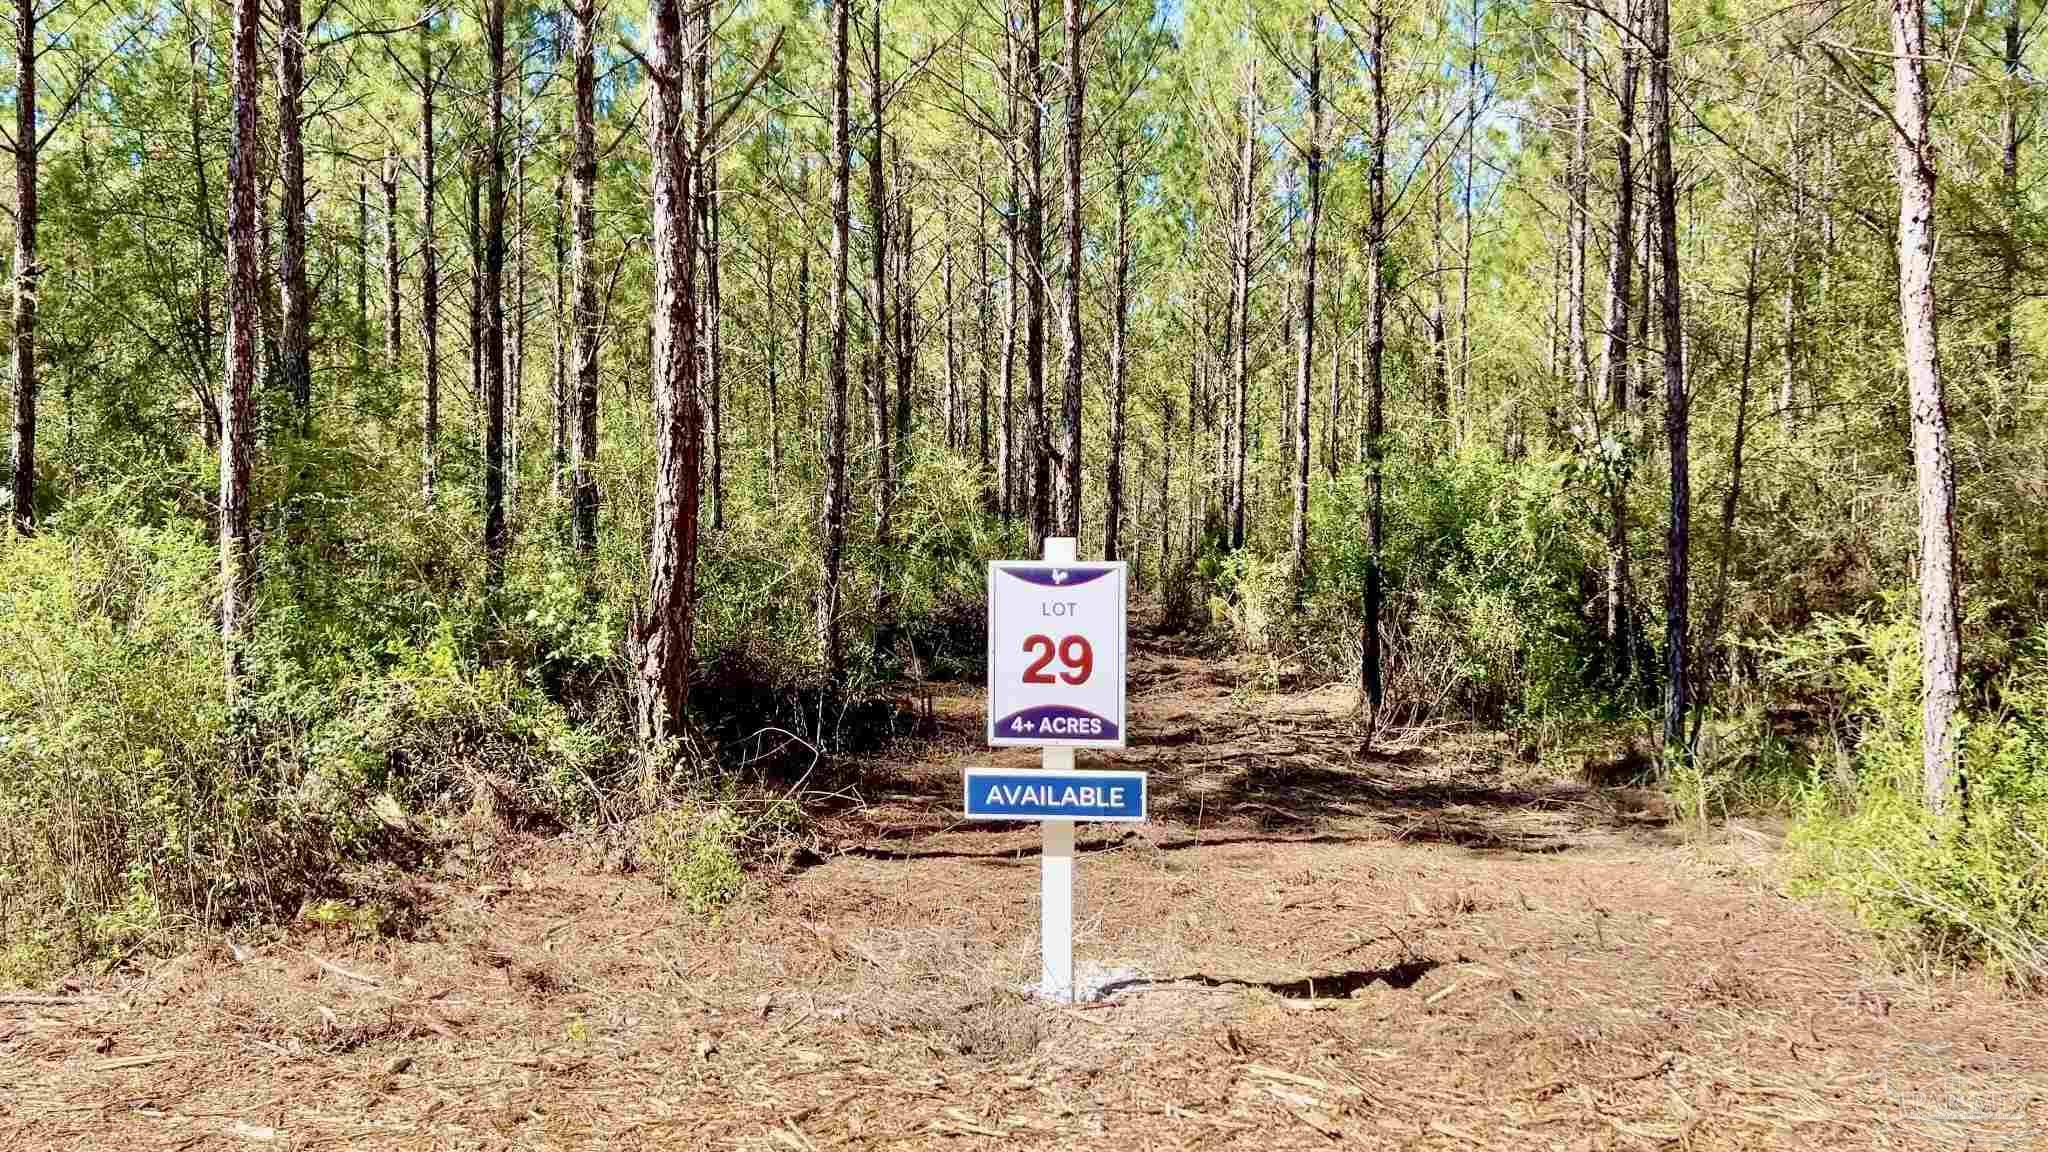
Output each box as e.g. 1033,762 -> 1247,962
3,633 -> 2044,1150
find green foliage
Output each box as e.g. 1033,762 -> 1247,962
0,519 -> 235,966
644,808 -> 746,915
1224,443 -> 1599,723
640,793 -> 809,915
1781,605 -> 2048,985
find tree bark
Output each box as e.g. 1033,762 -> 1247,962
1692,219 -> 1760,751
467,153 -> 482,460
697,16 -> 724,532
9,0 -> 38,534
357,168 -> 370,373
1053,0 -> 1085,538
637,0 -> 703,775
1888,0 -> 1961,812
998,4 -> 1019,522
1782,73 -> 1804,425
1228,57 -> 1256,552
869,0 -> 895,635
190,18 -> 221,453
1598,0 -> 1640,686
1456,0 -> 1477,432
1105,131 -> 1131,563
1567,2 -> 1589,404
483,0 -> 508,589
893,148 -> 913,485
1323,256 -> 1342,479
570,0 -> 601,557
277,0 -> 312,426
510,84 -> 527,528
768,179 -> 782,482
384,150 -> 402,366
978,184 -> 992,502
223,0 -> 262,696
1024,0 -> 1048,551
419,28 -> 441,505
1428,141 -> 1447,418
1157,394 -> 1174,578
1650,0 -> 1687,759
1289,11 -> 1322,603
1362,4 -> 1388,718
1997,7 -> 2022,404
943,236 -> 959,453
819,0 -> 853,685
551,147 -> 566,504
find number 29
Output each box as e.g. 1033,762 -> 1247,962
1022,634 -> 1092,685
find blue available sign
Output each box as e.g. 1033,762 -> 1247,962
963,768 -> 1148,823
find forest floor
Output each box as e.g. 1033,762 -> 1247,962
4,629 -> 2046,1150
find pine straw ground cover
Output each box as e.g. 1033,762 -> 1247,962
3,643 -> 2045,1150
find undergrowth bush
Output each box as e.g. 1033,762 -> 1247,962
640,791 -> 810,915
1216,445 -> 1597,723
1778,600 -> 2048,985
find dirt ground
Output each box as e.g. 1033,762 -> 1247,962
4,632 -> 2045,1150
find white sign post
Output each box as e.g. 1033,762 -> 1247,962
984,536 -> 1131,1001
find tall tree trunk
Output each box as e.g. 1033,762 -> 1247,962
1157,395 -> 1174,577
1323,257 -> 1343,479
1362,4 -> 1388,718
869,0 -> 895,637
483,0 -> 508,589
1290,11 -> 1322,603
468,154 -> 482,459
357,169 -> 370,373
510,87 -> 527,528
1024,0 -> 1048,550
977,183 -> 993,503
384,150 -> 402,366
570,0 -> 601,557
637,0 -> 702,776
1692,218 -> 1761,751
698,16 -> 724,533
767,183 -> 782,483
944,237 -> 959,453
9,0 -> 38,534
278,0 -> 312,425
819,0 -> 852,685
1054,0 -> 1085,538
1783,91 -> 1804,424
190,19 -> 221,453
1229,57 -> 1256,552
797,160 -> 812,454
419,30 -> 441,505
1456,0 -> 1477,434
1650,0 -> 1687,760
708,156 -> 724,530
223,0 -> 262,697
1888,0 -> 1961,812
893,149 -> 913,482
1598,0 -> 1640,685
1997,7 -> 2022,407
1428,145 -> 1448,418
1567,2 -> 1589,404
1105,133 -> 1131,563
998,6 -> 1019,522
551,152 -> 567,504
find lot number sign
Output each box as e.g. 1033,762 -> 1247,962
986,561 -> 1127,748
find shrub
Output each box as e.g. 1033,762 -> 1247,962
1234,444 -> 1599,723
1779,602 -> 2048,985
0,521 -> 238,964
640,792 -> 810,915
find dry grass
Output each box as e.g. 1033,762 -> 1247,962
3,640 -> 2045,1149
